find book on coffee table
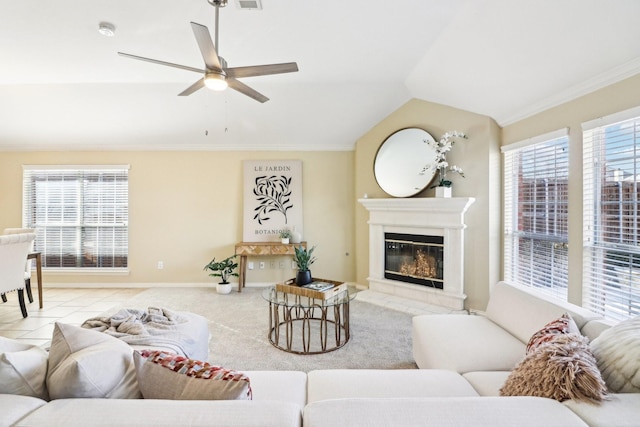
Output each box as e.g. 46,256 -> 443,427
302,282 -> 334,292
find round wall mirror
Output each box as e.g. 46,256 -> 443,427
374,128 -> 438,197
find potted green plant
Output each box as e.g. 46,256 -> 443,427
279,228 -> 292,244
203,254 -> 239,294
293,245 -> 316,286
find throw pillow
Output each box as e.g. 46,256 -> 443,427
590,315 -> 640,393
46,322 -> 141,399
133,350 -> 252,400
526,312 -> 580,354
0,336 -> 48,399
500,333 -> 607,403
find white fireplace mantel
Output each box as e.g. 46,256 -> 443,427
359,197 -> 475,310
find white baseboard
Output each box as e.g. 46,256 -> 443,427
42,282 -> 276,289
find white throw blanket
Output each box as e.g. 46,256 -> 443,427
82,307 -> 202,358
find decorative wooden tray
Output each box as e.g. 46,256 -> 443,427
275,277 -> 348,300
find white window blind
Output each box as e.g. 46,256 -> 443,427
583,110 -> 640,321
22,166 -> 129,271
503,131 -> 569,299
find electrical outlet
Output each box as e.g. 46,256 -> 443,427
269,261 -> 276,269
157,261 -> 164,270
259,262 -> 265,270
292,260 -> 297,270
248,262 -> 254,270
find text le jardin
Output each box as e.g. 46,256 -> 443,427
254,165 -> 292,172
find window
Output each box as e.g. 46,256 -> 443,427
503,130 -> 569,299
22,166 -> 129,271
583,110 -> 640,321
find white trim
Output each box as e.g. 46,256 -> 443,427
42,268 -> 130,276
23,164 -> 130,170
497,56 -> 640,126
41,281 -> 274,289
501,128 -> 568,153
582,104 -> 640,131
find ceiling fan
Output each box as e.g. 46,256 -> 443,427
118,0 -> 298,103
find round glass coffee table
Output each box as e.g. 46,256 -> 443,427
262,286 -> 355,354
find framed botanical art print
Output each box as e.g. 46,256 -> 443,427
243,160 -> 303,242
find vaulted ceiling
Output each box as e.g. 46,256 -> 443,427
1,0 -> 639,151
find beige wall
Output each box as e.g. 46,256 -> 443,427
354,98 -> 502,311
501,73 -> 640,306
4,75 -> 637,307
350,76 -> 640,311
0,151 -> 355,286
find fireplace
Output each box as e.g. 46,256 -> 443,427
385,233 -> 444,289
360,197 -> 475,310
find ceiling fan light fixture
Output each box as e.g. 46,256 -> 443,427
204,73 -> 228,91
207,0 -> 228,7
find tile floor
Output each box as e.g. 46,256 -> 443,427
0,288 -> 146,348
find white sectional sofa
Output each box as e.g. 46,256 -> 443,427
3,371 -> 307,427
4,369 -> 593,427
301,281 -> 638,426
2,280 -> 639,426
413,281 -> 607,375
412,281 -> 640,426
303,369 -> 589,426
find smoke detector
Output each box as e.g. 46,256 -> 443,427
236,0 -> 262,10
98,22 -> 116,37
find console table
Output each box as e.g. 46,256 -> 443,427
234,241 -> 306,292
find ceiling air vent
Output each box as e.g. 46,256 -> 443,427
236,0 -> 262,10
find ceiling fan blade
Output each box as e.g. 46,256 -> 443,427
227,78 -> 269,103
226,62 -> 299,79
190,22 -> 223,71
118,52 -> 204,74
178,78 -> 206,96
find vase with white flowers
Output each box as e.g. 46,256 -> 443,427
422,131 -> 467,197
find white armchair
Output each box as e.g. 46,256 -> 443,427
0,233 -> 36,318
3,227 -> 36,303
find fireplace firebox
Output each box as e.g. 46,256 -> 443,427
360,197 -> 475,310
385,233 -> 444,289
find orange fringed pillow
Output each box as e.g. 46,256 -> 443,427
500,333 -> 607,403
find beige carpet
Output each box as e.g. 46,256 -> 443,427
113,286 -> 417,372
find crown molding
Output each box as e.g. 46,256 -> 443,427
0,142 -> 355,152
497,57 -> 640,127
